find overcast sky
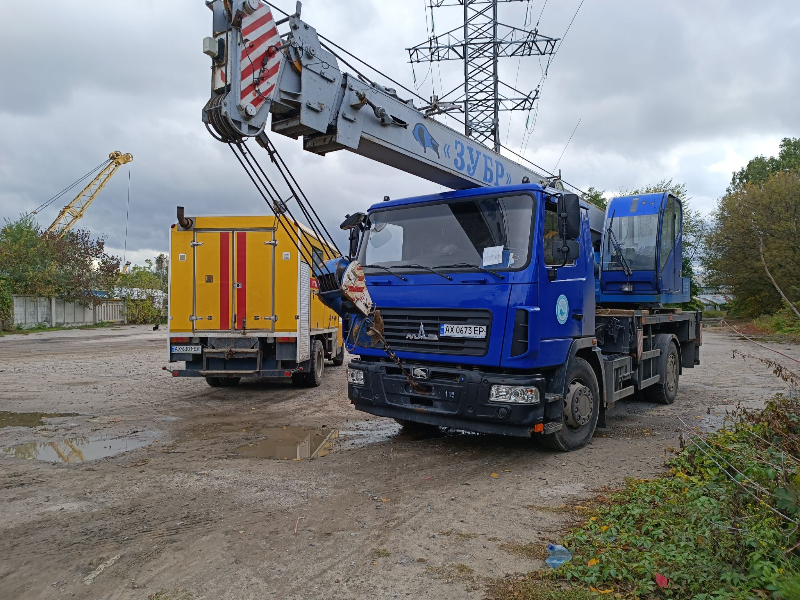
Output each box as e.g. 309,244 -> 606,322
1,0 -> 797,264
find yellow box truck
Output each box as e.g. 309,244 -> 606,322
167,211 -> 344,387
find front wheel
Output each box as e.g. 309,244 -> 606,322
644,341 -> 679,404
541,357 -> 600,452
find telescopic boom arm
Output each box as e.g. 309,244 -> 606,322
202,0 -> 565,192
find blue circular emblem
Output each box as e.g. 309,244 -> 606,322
556,295 -> 569,325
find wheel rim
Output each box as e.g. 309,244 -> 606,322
564,380 -> 594,429
666,351 -> 678,395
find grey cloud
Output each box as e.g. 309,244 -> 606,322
1,0 -> 798,263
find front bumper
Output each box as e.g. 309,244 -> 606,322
348,360 -> 550,437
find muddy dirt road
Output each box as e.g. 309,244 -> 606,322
0,326 -> 797,600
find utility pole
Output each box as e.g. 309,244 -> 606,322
408,0 -> 558,153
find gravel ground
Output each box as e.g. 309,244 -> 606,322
0,325 -> 797,600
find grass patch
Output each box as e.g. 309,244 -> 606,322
498,541 -> 549,561
0,321 -> 117,336
147,590 -> 193,600
426,563 -> 479,588
554,394 -> 800,598
486,576 -> 595,600
487,394 -> 800,599
456,531 -> 478,540
371,548 -> 391,558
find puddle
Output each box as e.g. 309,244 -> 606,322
0,412 -> 78,429
2,431 -> 160,463
237,427 -> 339,460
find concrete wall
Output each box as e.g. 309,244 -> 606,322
11,296 -> 126,329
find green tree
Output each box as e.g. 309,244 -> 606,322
618,180 -> 705,308
730,137 -> 800,191
583,186 -> 607,209
0,276 -> 13,331
706,170 -> 800,317
118,255 -> 168,324
0,215 -> 120,303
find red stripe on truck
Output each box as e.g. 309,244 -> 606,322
220,232 -> 231,328
236,232 -> 247,329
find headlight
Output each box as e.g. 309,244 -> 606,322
489,385 -> 540,404
347,368 -> 365,385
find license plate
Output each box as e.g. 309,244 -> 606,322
171,345 -> 202,354
439,324 -> 487,338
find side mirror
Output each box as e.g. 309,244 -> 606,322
340,212 -> 366,231
341,213 -> 367,260
552,239 -> 579,262
557,194 -> 581,240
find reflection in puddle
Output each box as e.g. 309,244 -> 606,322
237,427 -> 339,460
0,412 -> 78,429
2,432 -> 159,463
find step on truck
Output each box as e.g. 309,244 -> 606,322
167,212 -> 344,387
199,1 -> 702,449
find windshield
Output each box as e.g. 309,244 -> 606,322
359,194 -> 535,271
602,214 -> 659,271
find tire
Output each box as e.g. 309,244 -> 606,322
331,344 -> 345,367
541,357 -> 600,452
219,377 -> 241,387
205,376 -> 222,387
303,340 -> 325,387
291,373 -> 305,387
644,341 -> 679,404
394,419 -> 440,434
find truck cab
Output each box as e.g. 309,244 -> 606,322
345,185 -> 701,450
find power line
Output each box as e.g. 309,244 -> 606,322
553,118 -> 580,172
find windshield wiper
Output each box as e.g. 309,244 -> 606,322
606,211 -> 632,276
395,264 -> 453,281
361,264 -> 408,281
438,263 -> 505,280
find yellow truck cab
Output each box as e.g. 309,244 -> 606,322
168,213 -> 344,387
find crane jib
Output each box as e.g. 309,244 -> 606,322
202,1 -> 573,196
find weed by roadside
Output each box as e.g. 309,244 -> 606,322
147,589 -> 193,600
0,321 -> 117,336
487,394 -> 800,599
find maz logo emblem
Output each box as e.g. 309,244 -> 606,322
412,367 -> 430,380
406,322 -> 439,341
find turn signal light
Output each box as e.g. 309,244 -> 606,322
171,337 -> 190,343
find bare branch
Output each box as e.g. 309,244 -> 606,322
759,234 -> 800,321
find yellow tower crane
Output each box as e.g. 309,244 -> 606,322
38,151 -> 133,239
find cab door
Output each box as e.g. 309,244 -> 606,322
233,230 -> 276,331
194,231 -> 233,332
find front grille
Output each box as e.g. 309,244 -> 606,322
378,308 -> 491,356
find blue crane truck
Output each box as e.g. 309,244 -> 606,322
339,186 -> 700,451
201,0 -> 701,451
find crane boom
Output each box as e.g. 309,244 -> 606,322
202,2 -> 590,199
46,151 -> 133,239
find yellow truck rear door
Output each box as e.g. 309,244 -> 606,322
194,231 -> 232,332
233,230 -> 275,331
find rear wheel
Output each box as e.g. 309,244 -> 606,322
205,376 -> 222,387
303,340 -> 325,387
332,344 -> 345,367
219,377 -> 241,387
541,357 -> 600,452
644,341 -> 679,404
